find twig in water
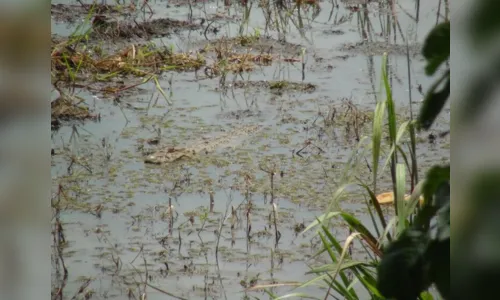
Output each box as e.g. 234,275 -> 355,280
215,191 -> 233,264
209,190 -> 215,213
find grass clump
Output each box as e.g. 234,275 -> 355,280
51,41 -> 206,82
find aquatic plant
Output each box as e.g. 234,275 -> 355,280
269,19 -> 450,300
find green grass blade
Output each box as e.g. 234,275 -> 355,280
395,163 -> 407,234
318,228 -> 356,292
403,179 -> 426,217
396,145 -> 411,178
362,193 -> 381,239
302,212 -> 341,234
265,290 -> 322,300
329,232 -> 362,284
381,53 -> 397,147
372,98 -> 386,188
357,183 -> 388,239
307,260 -> 371,274
379,216 -> 397,247
381,120 -> 410,174
153,76 -> 172,105
339,212 -> 380,255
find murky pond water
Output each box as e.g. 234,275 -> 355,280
51,0 -> 449,299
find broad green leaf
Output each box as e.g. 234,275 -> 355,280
422,165 -> 450,209
435,183 -> 450,241
422,21 -> 450,76
458,58 -> 500,126
427,238 -> 450,299
469,0 -> 500,46
377,229 -> 432,299
420,291 -> 435,300
418,71 -> 450,131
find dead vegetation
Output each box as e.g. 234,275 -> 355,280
88,16 -> 201,41
207,35 -> 303,57
51,39 -> 205,83
320,97 -> 371,141
51,88 -> 99,130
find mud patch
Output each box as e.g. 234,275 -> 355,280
205,35 -> 304,57
340,41 -> 422,56
232,80 -> 317,93
87,16 -> 201,41
217,109 -> 263,120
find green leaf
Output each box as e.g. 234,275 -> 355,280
469,0 -> 500,46
381,53 -> 397,145
412,165 -> 449,231
419,291 -> 435,300
418,70 -> 450,131
422,165 -> 450,208
422,21 -> 450,76
340,212 -> 378,249
306,260 -> 371,274
377,229 -> 432,300
395,163 -> 407,234
427,238 -> 450,299
372,96 -> 386,182
435,183 -> 450,241
457,55 -> 500,125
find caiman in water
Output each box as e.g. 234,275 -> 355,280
144,124 -> 263,164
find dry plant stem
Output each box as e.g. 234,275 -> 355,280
169,197 -> 174,231
415,0 -> 420,22
177,228 -> 182,255
130,244 -> 144,265
146,283 -> 188,300
272,203 -> 280,247
436,0 -> 441,25
215,194 -> 233,264
246,202 -> 252,242
53,187 -> 68,300
209,190 -> 215,213
406,40 -> 419,197
231,206 -> 237,246
141,256 -> 148,299
70,278 -> 92,300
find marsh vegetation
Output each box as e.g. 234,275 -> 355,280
51,0 -> 450,299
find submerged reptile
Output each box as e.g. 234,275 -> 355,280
144,124 -> 263,164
